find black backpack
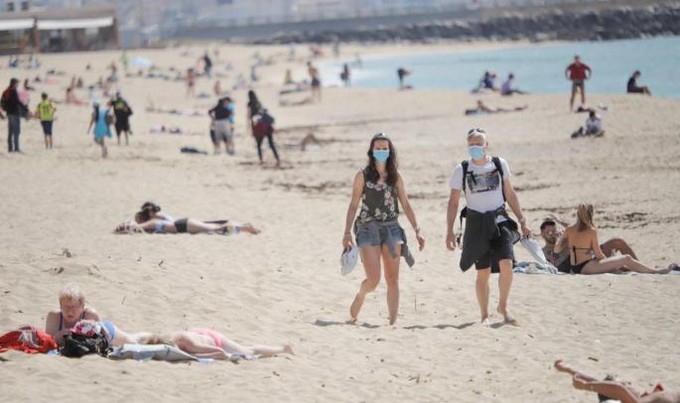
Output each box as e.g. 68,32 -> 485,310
60,332 -> 109,358
459,156 -> 505,221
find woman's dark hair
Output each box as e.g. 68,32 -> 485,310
136,202 -> 161,223
247,90 -> 262,114
364,133 -> 398,186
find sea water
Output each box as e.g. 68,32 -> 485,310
322,36 -> 680,98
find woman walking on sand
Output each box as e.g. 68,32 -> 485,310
87,100 -> 112,158
342,133 -> 425,325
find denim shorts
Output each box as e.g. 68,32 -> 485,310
355,220 -> 405,248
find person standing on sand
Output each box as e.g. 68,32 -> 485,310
565,55 -> 592,111
87,100 -> 112,158
342,133 -> 425,325
111,92 -> 133,146
186,68 -> 196,98
1,78 -> 25,153
35,92 -> 56,149
307,61 -> 321,102
446,128 -> 531,326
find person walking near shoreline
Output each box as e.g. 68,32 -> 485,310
565,55 -> 592,111
445,128 -> 531,326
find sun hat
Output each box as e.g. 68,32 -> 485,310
340,245 -> 359,276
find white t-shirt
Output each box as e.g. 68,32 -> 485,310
449,156 -> 511,214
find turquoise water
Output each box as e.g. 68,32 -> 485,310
322,36 -> 680,98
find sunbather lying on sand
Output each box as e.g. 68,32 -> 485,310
139,328 -> 293,360
45,284 -> 100,344
113,202 -> 260,235
555,360 -> 680,403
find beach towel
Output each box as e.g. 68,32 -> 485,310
512,261 -> 559,274
520,238 -> 550,266
0,327 -> 57,354
107,344 -> 198,362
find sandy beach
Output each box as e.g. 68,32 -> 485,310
0,42 -> 678,402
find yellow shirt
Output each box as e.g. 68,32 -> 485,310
36,100 -> 55,121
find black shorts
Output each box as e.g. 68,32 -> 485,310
41,121 -> 53,135
474,222 -> 515,271
628,87 -> 645,94
115,120 -> 130,134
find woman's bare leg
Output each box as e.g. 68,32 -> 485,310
349,246 -> 381,323
554,360 -> 598,382
582,255 -> 669,275
219,336 -> 293,358
381,243 -> 401,325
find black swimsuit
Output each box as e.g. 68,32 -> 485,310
570,246 -> 594,274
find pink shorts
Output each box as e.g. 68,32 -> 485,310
191,328 -> 222,348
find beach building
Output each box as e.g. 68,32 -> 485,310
0,3 -> 118,54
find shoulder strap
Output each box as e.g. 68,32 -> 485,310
461,160 -> 469,192
491,156 -> 506,201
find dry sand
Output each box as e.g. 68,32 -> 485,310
0,42 -> 678,403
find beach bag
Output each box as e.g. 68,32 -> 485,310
0,88 -> 10,111
60,321 -> 109,358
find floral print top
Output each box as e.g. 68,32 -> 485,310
358,170 -> 400,224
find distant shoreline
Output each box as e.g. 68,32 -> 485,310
249,2 -> 680,45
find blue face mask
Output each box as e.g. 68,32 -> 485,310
468,145 -> 485,160
373,150 -> 390,163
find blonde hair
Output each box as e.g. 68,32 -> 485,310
576,203 -> 595,232
59,283 -> 86,305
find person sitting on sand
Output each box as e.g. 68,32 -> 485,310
540,217 -> 639,274
465,100 -> 528,115
571,110 -> 604,138
627,70 -> 652,95
45,284 -> 101,344
500,73 -> 527,96
553,203 -> 670,274
554,360 -> 680,403
139,328 -> 293,361
114,201 -> 260,235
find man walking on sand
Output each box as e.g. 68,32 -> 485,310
446,128 -> 531,326
565,55 -> 592,111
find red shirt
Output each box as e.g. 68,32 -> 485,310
566,63 -> 591,80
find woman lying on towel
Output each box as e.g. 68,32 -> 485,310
45,284 -> 149,346
45,284 -> 101,344
113,202 -> 261,235
553,203 -> 670,275
139,328 -> 293,360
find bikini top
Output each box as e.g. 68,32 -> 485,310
58,311 -> 86,331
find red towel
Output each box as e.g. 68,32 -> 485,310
0,327 -> 57,354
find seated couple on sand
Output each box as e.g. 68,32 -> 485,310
46,284 -> 292,360
114,202 -> 260,235
540,204 -> 675,275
